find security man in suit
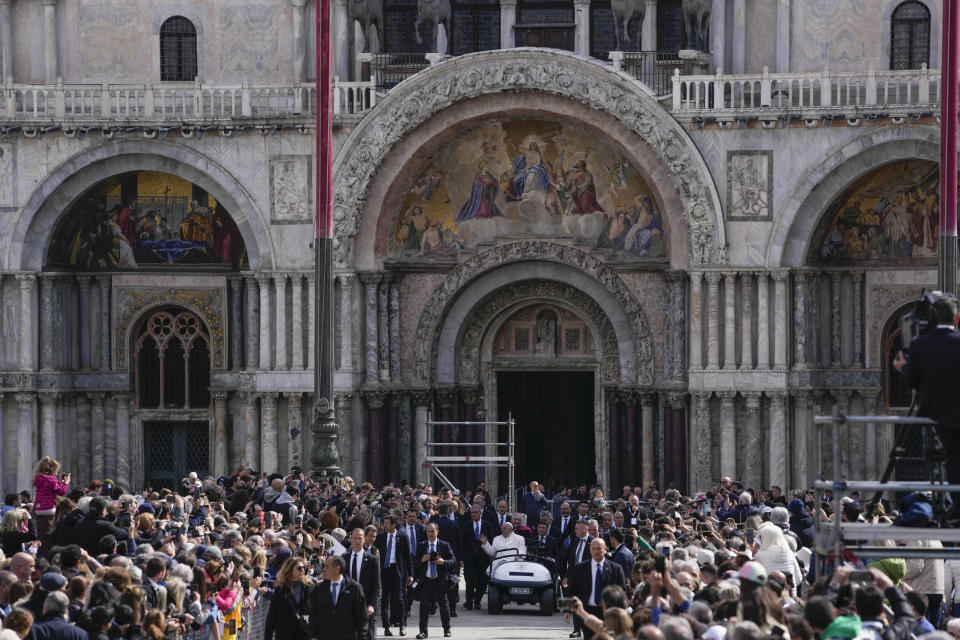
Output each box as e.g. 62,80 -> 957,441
375,514 -> 413,636
549,501 -> 576,551
529,520 -> 559,562
561,520 -> 594,583
459,505 -> 496,610
472,495 -> 498,530
402,508 -> 426,617
431,503 -> 462,618
415,522 -> 454,639
608,527 -> 635,579
342,527 -> 381,640
563,538 -> 626,639
310,554 -> 367,640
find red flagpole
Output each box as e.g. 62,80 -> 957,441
940,0 -> 959,295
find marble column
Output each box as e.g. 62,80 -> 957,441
76,395 -> 90,484
389,281 -> 401,381
756,273 -> 770,368
412,390 -> 432,485
641,0 -> 656,50
0,0 -> 12,83
705,271 -> 721,369
689,272 -> 703,370
500,0 -> 517,49
808,272 -> 821,367
574,0 -> 590,56
776,0 -> 791,73
338,274 -> 355,371
832,390 -> 852,478
665,392 -> 687,492
43,0 -> 58,83
307,274 -> 317,371
361,274 -> 381,384
793,272 -> 807,368
245,276 -> 260,371
115,393 -> 131,489
229,277 -> 244,371
768,391 -> 787,488
257,275 -> 271,369
608,389 -> 622,491
366,391 -> 386,485
334,0 -> 351,82
773,271 -> 789,370
240,393 -> 259,468
718,391 -> 736,478
18,275 -> 36,371
861,390 -> 879,480
275,274 -> 288,370
377,280 -> 390,382
213,392 -> 229,477
723,272 -> 737,369
97,276 -> 111,371
388,394 -> 402,481
16,393 -> 35,489
460,387 -> 479,489
260,393 -> 279,472
39,393 -> 56,458
104,395 -> 116,480
852,271 -> 864,367
666,273 -> 686,380
89,392 -> 105,481
623,391 -> 638,484
742,392 -> 763,489
291,275 -> 304,370
39,276 -> 55,370
830,272 -> 842,367
640,393 -> 655,487
740,272 -> 754,370
398,392 -> 413,482
292,0 -> 308,81
285,393 -> 303,469
710,0 -> 725,71
55,394 -> 70,477
791,391 -> 811,490
335,391 -> 354,474
691,392 -> 711,492
732,0 -> 745,73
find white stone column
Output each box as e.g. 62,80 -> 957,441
710,0 -> 725,70
768,391 -> 787,488
213,392 -> 229,477
274,274 -> 288,370
89,392 -> 105,481
640,393 -> 655,487
39,393 -> 56,459
76,396 -> 90,485
691,392 -> 712,491
718,391 -> 736,478
291,274 -> 304,370
334,0 -> 351,82
258,275 -> 271,370
689,272 -> 703,369
43,0 -> 59,84
76,277 -> 91,370
705,271 -> 721,369
500,0 -> 517,49
260,393 -> 279,472
413,391 -> 431,485
338,274 -> 355,371
361,274 -> 381,384
0,0 -> 12,82
16,393 -> 35,489
807,272 -> 821,367
830,271 -> 842,367
335,391 -> 354,473
732,0 -> 745,73
832,390 -> 851,478
861,390 -> 880,481
17,275 -> 36,371
773,270 -> 789,370
377,281 -> 390,382
229,277 -> 244,370
776,0 -> 791,73
742,392 -> 762,489
740,272 -> 754,369
389,281 -> 401,380
791,391 -> 810,490
292,0 -> 308,81
115,393 -> 131,490
756,273 -> 769,368
307,274 -> 317,371
97,276 -> 111,371
285,393 -> 303,469
241,393 -> 259,468
852,271 -> 864,367
245,275 -> 260,371
641,0 -> 656,50
574,0 -> 590,56
793,272 -> 807,368
723,272 -> 737,369
39,276 -> 55,371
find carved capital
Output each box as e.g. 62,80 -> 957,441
212,390 -> 230,403
86,391 -> 105,407
704,271 -> 722,285
721,271 -> 737,284
410,388 -> 433,406
717,390 -> 737,403
665,392 -> 686,409
389,391 -> 406,408
640,392 -> 656,407
460,386 -> 480,406
239,391 -> 258,407
743,391 -> 762,409
768,390 -> 788,407
284,392 -> 303,406
38,392 -> 57,407
792,270 -> 809,284
620,388 -> 638,407
334,390 -> 354,405
830,270 -> 842,283
16,273 -> 35,289
852,270 -> 864,283
790,390 -> 812,407
434,387 -> 456,408
771,270 -> 790,283
362,389 -> 387,409
260,393 -> 279,409
359,272 -> 384,286
14,392 -> 33,405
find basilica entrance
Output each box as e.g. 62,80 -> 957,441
143,422 -> 210,490
497,371 -> 596,491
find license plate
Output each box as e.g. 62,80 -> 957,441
509,587 -> 532,595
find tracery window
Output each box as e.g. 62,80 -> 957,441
160,16 -> 198,82
890,1 -> 931,70
134,309 -> 211,410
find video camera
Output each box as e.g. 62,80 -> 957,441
900,290 -> 958,348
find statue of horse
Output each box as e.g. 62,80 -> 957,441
349,0 -> 384,53
611,0 -> 645,51
682,0 -> 711,51
415,0 -> 451,53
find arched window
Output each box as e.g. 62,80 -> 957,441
890,1 -> 930,70
160,16 -> 198,81
134,309 -> 211,410
882,304 -> 914,409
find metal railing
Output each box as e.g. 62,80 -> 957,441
178,598 -> 268,640
609,51 -> 685,97
363,53 -> 432,93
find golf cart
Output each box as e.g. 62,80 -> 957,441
486,547 -> 559,616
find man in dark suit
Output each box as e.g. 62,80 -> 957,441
529,520 -> 559,562
431,503 -> 462,618
459,505 -> 495,610
402,507 -> 426,617
896,294 -> 960,521
343,527 -> 381,640
375,514 -> 413,636
621,494 -> 644,529
310,554 -> 367,640
608,527 -> 635,580
563,538 -> 626,639
549,501 -> 576,551
561,520 -> 593,582
472,495 -> 498,530
415,522 -> 454,639
493,499 -> 511,530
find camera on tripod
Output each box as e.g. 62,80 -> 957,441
900,290 -> 957,348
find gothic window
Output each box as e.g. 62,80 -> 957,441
160,16 -> 198,81
890,1 -> 931,70
134,309 -> 211,410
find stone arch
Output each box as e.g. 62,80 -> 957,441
417,240 -> 654,386
766,125 -> 938,268
332,48 -> 726,267
8,139 -> 273,272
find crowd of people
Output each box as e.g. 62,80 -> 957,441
0,456 -> 955,640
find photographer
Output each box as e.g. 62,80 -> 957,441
894,293 -> 960,523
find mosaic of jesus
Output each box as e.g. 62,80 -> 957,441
390,119 -> 666,259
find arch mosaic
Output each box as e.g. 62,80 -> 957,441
332,48 -> 726,266
414,240 -> 654,386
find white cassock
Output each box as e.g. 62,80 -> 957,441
482,533 -> 527,570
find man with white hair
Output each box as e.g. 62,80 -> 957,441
480,521 -> 527,569
30,591 -> 89,640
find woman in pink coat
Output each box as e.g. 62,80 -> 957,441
32,456 -> 70,551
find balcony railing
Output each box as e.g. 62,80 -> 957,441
609,51 -> 686,98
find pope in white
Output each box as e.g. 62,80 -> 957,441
481,521 -> 527,569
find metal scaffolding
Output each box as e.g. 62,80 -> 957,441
423,413 -> 516,514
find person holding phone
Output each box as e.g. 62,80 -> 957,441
414,522 -> 454,639
32,456 -> 70,551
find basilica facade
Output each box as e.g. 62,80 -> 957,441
0,0 -> 944,497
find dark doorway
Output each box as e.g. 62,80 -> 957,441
497,371 -> 595,492
143,421 -> 210,490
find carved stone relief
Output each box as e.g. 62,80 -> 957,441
0,142 -> 15,209
270,156 -> 312,224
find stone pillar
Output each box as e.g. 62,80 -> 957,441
77,277 -> 91,370
791,391 -> 811,490
710,0 -> 725,70
213,392 -> 229,477
43,0 -> 58,84
723,272 -> 737,369
623,391 -> 638,484
76,395 -> 90,485
16,393 -> 35,489
387,393 -> 402,481
97,276 -> 111,370
334,0 -> 351,82
690,392 -> 711,492
641,0 -> 656,50
740,272 -> 753,370
245,276 -> 260,371
640,393 -> 655,487
338,274 -> 355,371
742,392 -> 762,489
389,281 -> 401,381
260,393 -> 279,472
705,271 -> 721,369
103,395 -> 116,481
830,272 -> 842,367
257,275 -> 271,369
666,273 -> 686,380
808,272 -> 821,367
756,273 -> 770,368
412,390 -> 431,485
39,393 -> 56,458
500,0 -> 517,49
689,271 -> 703,370
0,0 -> 12,83
89,392 -> 105,481
832,390 -> 852,478
574,0 -> 590,56
115,392 -> 131,489
365,391 -> 386,486
17,275 -> 36,371
240,393 -> 259,468
852,271 -> 864,367
665,392 -> 687,492
377,280 -> 390,382
285,393 -> 303,469
460,387 -> 479,488
335,391 -> 354,474
773,270 -> 789,370
793,272 -> 807,368
39,276 -> 55,371
732,0 -> 745,73
292,0 -> 308,81
229,277 -> 244,370
718,391 -> 736,478
398,392 -> 413,482
291,274 -> 304,370
861,390 -> 880,481
607,389 -> 621,491
275,274 -> 288,370
307,274 -> 317,371
361,274 -> 381,384
767,391 -> 788,488
776,0 -> 791,73
55,394 -> 70,477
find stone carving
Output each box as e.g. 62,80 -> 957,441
456,280 -> 622,384
78,6 -> 138,81
0,142 -> 14,207
114,286 -> 225,371
349,0 -> 384,53
535,312 -> 557,355
727,150 -> 772,221
612,0 -> 644,50
682,0 -> 712,51
270,156 -> 312,224
415,240 -> 655,386
218,6 -> 281,80
415,0 -> 450,53
331,50 -> 725,267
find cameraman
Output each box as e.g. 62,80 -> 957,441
893,294 -> 960,523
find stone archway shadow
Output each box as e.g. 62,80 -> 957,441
7,139 -> 274,272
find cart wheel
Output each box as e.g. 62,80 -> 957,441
487,585 -> 502,614
539,588 -> 554,616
